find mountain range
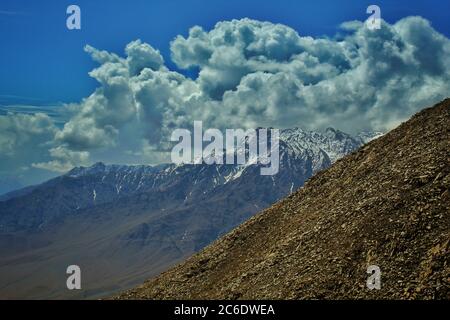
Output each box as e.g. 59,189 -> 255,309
117,99 -> 450,300
0,127 -> 380,299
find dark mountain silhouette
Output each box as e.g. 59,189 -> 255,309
117,98 -> 449,300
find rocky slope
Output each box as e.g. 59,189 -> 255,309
0,127 -> 371,299
118,98 -> 450,300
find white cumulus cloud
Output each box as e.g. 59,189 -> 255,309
1,17 -> 449,181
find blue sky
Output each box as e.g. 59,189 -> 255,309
0,0 -> 450,192
0,0 -> 449,105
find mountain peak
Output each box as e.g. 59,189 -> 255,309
92,161 -> 106,168
66,161 -> 106,177
117,98 -> 450,300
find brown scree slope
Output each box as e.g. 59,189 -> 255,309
117,99 -> 450,299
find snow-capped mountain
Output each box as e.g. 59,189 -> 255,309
0,127 -> 381,299
356,131 -> 384,144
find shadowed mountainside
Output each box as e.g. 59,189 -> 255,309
118,98 -> 450,300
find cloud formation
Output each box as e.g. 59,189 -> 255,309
0,112 -> 56,157
1,17 -> 449,178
